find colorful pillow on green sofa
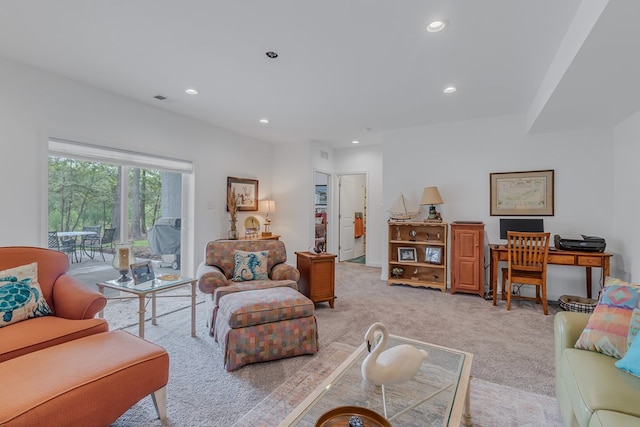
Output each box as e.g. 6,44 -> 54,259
575,277 -> 640,359
232,250 -> 268,282
0,262 -> 52,327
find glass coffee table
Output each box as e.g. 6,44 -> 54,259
97,276 -> 197,339
280,335 -> 473,427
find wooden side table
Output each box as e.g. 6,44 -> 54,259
238,234 -> 280,240
295,251 -> 337,308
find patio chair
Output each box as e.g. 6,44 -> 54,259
47,231 -> 77,263
79,225 -> 101,261
83,227 -> 116,261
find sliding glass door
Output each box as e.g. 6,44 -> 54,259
47,138 -> 191,288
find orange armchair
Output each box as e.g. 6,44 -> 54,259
0,246 -> 108,362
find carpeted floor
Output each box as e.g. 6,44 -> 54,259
107,262 -> 562,426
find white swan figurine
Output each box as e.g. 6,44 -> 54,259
361,322 -> 428,386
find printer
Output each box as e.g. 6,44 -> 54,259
554,234 -> 606,252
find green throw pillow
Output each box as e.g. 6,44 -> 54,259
232,250 -> 268,282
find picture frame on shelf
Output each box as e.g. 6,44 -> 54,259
425,247 -> 443,265
490,169 -> 554,216
130,261 -> 155,285
227,177 -> 259,211
397,247 -> 417,262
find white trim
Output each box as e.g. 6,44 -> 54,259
49,138 -> 193,173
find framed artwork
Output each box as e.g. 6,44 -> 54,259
130,261 -> 155,285
397,247 -> 417,262
425,247 -> 443,265
315,185 -> 327,205
490,169 -> 554,216
227,177 -> 259,211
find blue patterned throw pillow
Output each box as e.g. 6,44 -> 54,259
0,262 -> 52,328
232,250 -> 268,282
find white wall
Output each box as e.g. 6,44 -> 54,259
334,145 -> 384,267
0,57 -> 276,276
613,110 -> 640,282
382,114 -> 615,300
272,141 -> 313,263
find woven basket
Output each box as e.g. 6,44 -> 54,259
558,295 -> 598,313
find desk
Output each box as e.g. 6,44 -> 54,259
490,245 -> 611,302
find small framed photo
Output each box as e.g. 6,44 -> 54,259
130,261 -> 155,285
398,247 -> 417,262
425,247 -> 443,265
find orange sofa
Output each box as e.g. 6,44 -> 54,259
0,246 -> 108,362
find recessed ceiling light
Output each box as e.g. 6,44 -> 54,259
352,140 -> 360,144
443,86 -> 457,93
185,88 -> 198,95
427,20 -> 447,32
259,118 -> 269,124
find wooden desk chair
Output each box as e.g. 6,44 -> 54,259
501,231 -> 551,315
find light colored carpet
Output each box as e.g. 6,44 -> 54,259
106,262 -> 563,426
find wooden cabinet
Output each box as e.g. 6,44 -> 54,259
295,251 -> 336,308
450,222 -> 485,297
388,221 -> 447,292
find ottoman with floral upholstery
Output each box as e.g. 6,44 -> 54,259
196,239 -> 318,371
216,286 -> 318,370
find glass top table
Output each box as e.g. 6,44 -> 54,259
280,335 -> 473,427
97,276 -> 197,339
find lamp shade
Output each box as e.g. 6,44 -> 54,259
259,200 -> 276,213
420,187 -> 443,205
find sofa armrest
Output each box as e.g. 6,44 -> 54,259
52,274 -> 107,319
554,311 -> 590,368
271,263 -> 300,282
197,262 -> 229,294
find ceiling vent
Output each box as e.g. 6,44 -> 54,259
153,94 -> 168,101
320,150 -> 329,160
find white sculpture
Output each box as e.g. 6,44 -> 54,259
361,322 -> 428,386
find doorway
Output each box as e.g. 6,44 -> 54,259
338,173 -> 367,263
313,171 -> 330,253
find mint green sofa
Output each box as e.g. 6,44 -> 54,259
554,312 -> 640,427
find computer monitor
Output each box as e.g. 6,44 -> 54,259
499,218 -> 544,240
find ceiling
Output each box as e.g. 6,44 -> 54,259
0,1 -> 638,147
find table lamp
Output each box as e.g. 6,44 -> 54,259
420,187 -> 444,221
260,200 -> 276,237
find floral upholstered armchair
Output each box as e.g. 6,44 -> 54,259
196,239 -> 300,336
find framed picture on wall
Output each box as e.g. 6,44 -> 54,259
315,185 -> 327,205
490,169 -> 554,216
227,177 -> 259,211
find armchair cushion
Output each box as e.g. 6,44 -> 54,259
0,262 -> 52,327
575,277 -> 640,359
232,250 -> 268,281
